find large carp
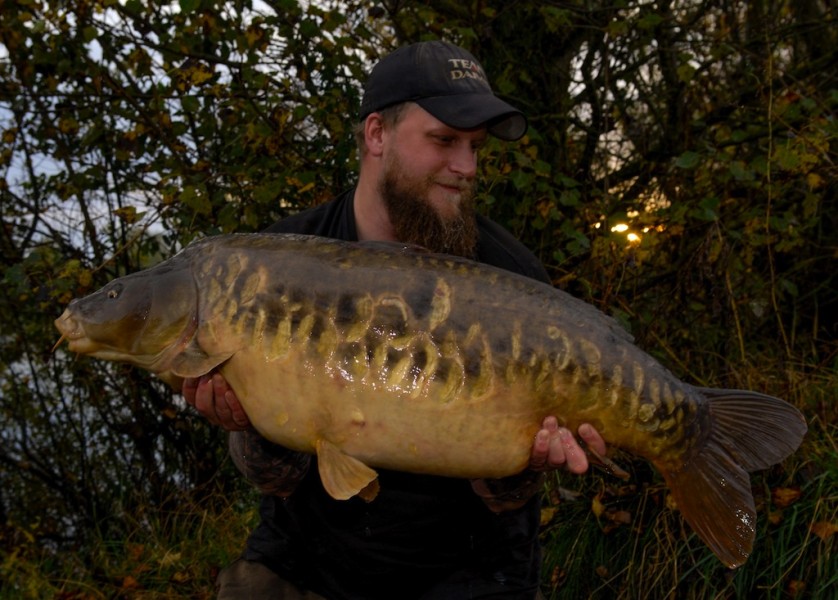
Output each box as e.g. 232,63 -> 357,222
54,233 -> 806,567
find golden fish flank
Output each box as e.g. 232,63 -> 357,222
53,233 -> 807,568
248,276 -> 490,406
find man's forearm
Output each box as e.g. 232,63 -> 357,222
229,429 -> 311,497
470,470 -> 546,513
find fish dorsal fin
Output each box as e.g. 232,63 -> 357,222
355,240 -> 430,254
315,439 -> 379,501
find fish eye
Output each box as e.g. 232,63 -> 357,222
106,284 -> 122,299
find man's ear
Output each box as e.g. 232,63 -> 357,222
364,113 -> 385,157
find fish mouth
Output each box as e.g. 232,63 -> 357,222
53,310 -> 96,353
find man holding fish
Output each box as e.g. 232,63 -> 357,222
185,41 -> 606,599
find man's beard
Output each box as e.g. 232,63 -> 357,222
379,156 -> 478,258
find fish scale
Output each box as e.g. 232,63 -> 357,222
54,232 -> 807,567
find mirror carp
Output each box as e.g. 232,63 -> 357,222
54,233 -> 807,567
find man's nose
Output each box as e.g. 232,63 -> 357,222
449,144 -> 478,179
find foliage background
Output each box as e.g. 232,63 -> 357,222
1,0 -> 835,598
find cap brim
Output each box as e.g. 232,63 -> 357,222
417,94 -> 528,141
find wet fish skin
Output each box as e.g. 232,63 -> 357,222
54,233 -> 807,568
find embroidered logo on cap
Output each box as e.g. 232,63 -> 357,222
447,58 -> 488,84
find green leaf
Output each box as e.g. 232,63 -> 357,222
179,185 -> 212,216
559,189 -> 580,207
693,196 -> 719,221
675,151 -> 701,169
509,170 -> 532,190
123,0 -> 143,15
82,26 -> 98,43
179,0 -> 201,13
181,95 -> 200,112
638,13 -> 664,30
676,62 -> 695,83
539,6 -> 572,33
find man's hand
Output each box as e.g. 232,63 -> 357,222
529,416 -> 606,474
472,419 -> 608,512
182,373 -> 250,430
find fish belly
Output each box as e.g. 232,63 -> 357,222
221,346 -> 540,479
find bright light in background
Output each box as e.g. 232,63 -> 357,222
610,222 -> 642,244
605,221 -> 659,245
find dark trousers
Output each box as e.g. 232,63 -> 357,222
216,558 -> 547,599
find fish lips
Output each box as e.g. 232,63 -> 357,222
54,310 -> 91,351
53,309 -> 149,364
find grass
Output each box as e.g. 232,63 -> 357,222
540,367 -> 837,599
1,365 -> 834,599
0,488 -> 260,599
539,459 -> 836,599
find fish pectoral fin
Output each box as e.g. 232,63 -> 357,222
155,371 -> 184,391
315,439 -> 379,502
168,347 -> 234,378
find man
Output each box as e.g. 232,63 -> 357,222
184,41 -> 606,599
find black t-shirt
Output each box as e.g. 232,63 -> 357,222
245,189 -> 550,600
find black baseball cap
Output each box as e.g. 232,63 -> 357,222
359,41 -> 528,141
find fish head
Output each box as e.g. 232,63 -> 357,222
54,260 -> 199,373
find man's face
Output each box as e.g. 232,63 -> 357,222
377,105 -> 486,258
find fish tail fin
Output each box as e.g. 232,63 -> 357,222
656,388 -> 807,568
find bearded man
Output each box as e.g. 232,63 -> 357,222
184,41 -> 606,600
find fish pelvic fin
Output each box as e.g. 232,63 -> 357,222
315,439 -> 379,502
658,388 -> 807,568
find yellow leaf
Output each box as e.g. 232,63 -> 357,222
607,510 -> 632,525
768,510 -> 784,526
159,550 -> 182,567
806,173 -> 824,189
786,580 -> 806,597
595,565 -> 608,578
246,24 -> 266,48
171,570 -> 191,584
78,268 -> 92,288
772,487 -> 802,508
113,206 -> 138,224
592,493 -> 605,518
127,543 -> 145,562
810,521 -> 838,541
59,117 -> 79,134
540,507 -> 557,526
